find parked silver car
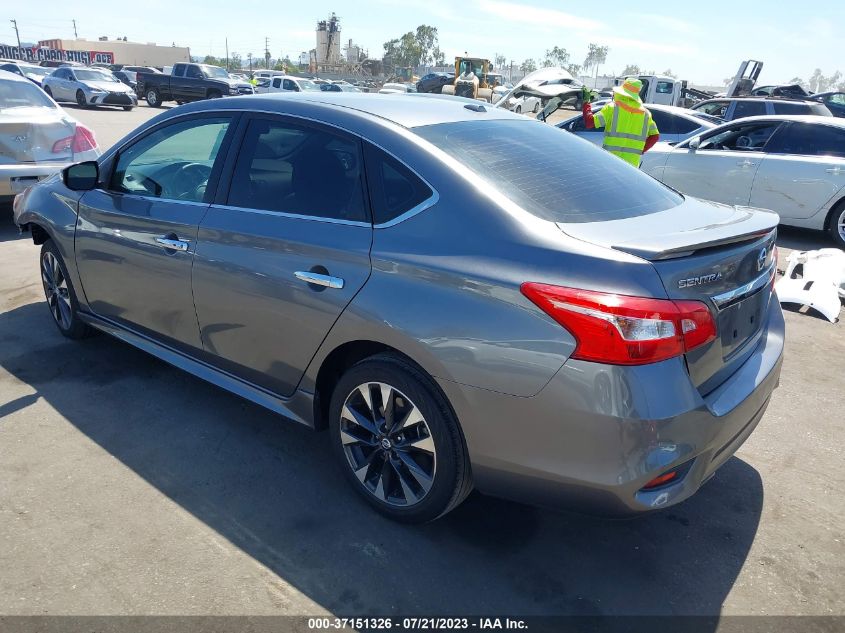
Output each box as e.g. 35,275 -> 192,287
0,70 -> 100,203
13,94 -> 784,522
558,103 -> 720,146
42,66 -> 138,110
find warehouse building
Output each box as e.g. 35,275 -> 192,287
37,37 -> 190,67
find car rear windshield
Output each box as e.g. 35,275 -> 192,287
415,119 -> 682,223
0,79 -> 56,109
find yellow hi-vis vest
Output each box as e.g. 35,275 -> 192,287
593,100 -> 659,167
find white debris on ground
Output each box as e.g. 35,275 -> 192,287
776,248 -> 845,323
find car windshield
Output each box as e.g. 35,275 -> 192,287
21,66 -> 51,77
201,65 -> 229,79
75,69 -> 118,82
298,80 -> 320,91
0,79 -> 56,109
416,120 -> 682,223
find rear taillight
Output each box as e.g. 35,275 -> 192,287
52,124 -> 98,154
520,283 -> 717,365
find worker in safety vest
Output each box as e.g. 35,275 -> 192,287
581,77 -> 659,167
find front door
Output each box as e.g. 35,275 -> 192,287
75,114 -> 237,351
192,114 -> 373,396
750,121 -> 845,220
662,120 -> 784,206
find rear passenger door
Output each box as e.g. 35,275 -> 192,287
750,122 -> 845,220
192,115 -> 373,397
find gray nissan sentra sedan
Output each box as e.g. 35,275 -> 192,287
13,93 -> 784,523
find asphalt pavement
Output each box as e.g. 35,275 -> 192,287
0,102 -> 843,619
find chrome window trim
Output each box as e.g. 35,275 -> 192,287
210,204 -> 371,228
710,263 -> 776,310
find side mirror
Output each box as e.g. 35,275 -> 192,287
63,161 -> 99,191
688,137 -> 701,150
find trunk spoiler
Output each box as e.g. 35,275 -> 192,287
557,206 -> 780,261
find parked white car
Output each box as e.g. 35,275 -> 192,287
558,104 -> 721,146
378,82 -> 415,94
0,70 -> 100,203
509,94 -> 542,115
42,66 -> 138,110
640,115 -> 845,247
254,75 -> 321,94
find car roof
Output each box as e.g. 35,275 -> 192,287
184,92 -> 522,128
696,96 -> 816,104
560,102 -> 717,126
713,114 -> 845,127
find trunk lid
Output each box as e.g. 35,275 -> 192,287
0,109 -> 76,164
558,197 -> 779,394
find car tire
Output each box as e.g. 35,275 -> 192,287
44,85 -> 53,98
146,88 -> 162,107
176,100 -> 184,106
533,101 -> 540,113
75,89 -> 87,107
39,240 -> 94,340
828,200 -> 845,249
207,90 -> 222,100
329,353 -> 473,523
515,105 -> 522,114
122,106 -> 134,111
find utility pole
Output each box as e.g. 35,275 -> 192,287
72,19 -> 78,38
225,37 -> 229,70
247,53 -> 253,75
264,37 -> 270,69
10,19 -> 21,48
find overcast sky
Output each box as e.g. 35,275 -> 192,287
5,0 -> 842,85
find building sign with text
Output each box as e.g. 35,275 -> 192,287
0,45 -> 114,65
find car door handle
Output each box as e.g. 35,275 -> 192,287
825,167 -> 843,175
294,271 -> 345,289
155,237 -> 190,252
737,159 -> 755,167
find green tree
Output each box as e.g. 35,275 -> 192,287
621,64 -> 641,76
583,43 -> 609,85
494,53 -> 507,71
542,46 -> 569,68
520,58 -> 537,74
662,68 -> 678,78
383,25 -> 443,69
566,63 -> 581,76
788,76 -> 806,88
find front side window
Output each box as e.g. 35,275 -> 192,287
226,118 -> 367,222
765,123 -> 845,158
648,109 -> 675,136
186,66 -> 203,79
364,144 -> 433,224
829,94 -> 845,106
697,121 -> 782,152
416,120 -> 682,224
282,79 -> 294,90
110,117 -> 231,202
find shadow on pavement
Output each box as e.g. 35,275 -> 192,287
776,226 -> 836,253
0,299 -> 765,620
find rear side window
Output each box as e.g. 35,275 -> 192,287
674,116 -> 700,134
694,100 -> 729,118
773,102 -> 809,115
364,144 -> 433,224
648,109 -> 675,136
732,101 -> 767,118
766,123 -> 845,158
415,120 -> 682,224
226,118 -> 367,222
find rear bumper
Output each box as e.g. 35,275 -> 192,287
0,162 -> 72,199
438,296 -> 785,515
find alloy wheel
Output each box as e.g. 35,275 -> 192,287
837,208 -> 845,243
41,251 -> 72,330
339,382 -> 437,507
